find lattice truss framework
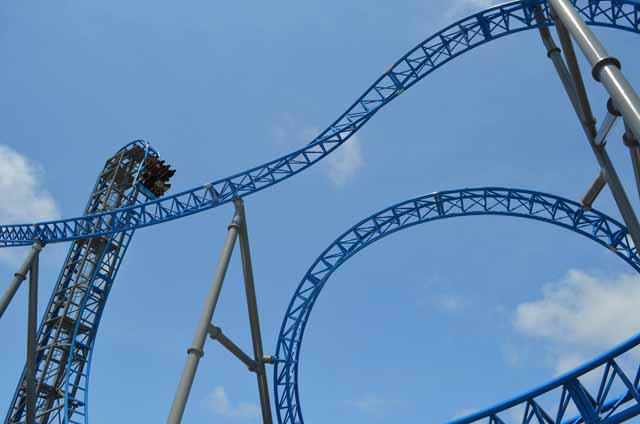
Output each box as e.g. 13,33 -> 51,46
274,188 -> 640,424
0,0 -> 638,247
2,1 -> 640,424
4,142 -> 159,424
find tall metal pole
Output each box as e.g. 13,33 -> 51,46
233,198 -> 273,424
167,211 -> 241,424
535,7 -> 640,248
26,245 -> 40,424
549,0 -> 640,141
552,9 -> 596,133
0,241 -> 43,320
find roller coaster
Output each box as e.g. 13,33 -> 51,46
3,0 -> 640,423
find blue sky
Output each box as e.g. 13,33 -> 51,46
2,0 -> 640,423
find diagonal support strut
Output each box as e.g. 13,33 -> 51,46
167,199 -> 273,424
535,5 -> 640,250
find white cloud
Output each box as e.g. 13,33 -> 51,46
0,145 -> 59,224
326,135 -> 364,187
514,270 -> 640,348
0,145 -> 60,265
271,112 -> 299,148
445,0 -> 499,20
205,386 -> 260,422
271,113 -> 364,187
435,294 -> 465,312
501,342 -> 530,368
350,393 -> 397,418
552,352 -> 588,377
512,270 -> 640,378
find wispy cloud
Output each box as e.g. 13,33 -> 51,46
512,270 -> 640,374
0,145 -> 59,224
0,144 -> 60,265
349,393 -> 399,418
445,0 -> 500,20
434,294 -> 466,312
514,270 -> 640,348
271,113 -> 364,187
205,386 -> 260,422
271,112 -> 302,148
326,134 -> 364,187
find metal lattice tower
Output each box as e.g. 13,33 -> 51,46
4,141 -> 171,424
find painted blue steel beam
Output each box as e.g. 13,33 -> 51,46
1,0 -> 639,247
4,141 -> 163,424
273,188 -> 640,424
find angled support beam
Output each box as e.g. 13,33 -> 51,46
167,211 -> 241,424
594,101 -> 621,147
623,121 -> 640,201
168,199 -> 273,424
549,0 -> 640,141
535,6 -> 640,248
233,197 -> 274,424
535,9 -> 583,115
553,8 -> 597,134
0,241 -> 43,320
582,171 -> 606,209
208,324 -> 258,371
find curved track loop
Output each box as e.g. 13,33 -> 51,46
274,188 -> 640,424
1,0 -> 639,247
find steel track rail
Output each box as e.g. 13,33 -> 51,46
1,0 -> 639,247
274,187 -> 640,424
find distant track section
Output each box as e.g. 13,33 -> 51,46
1,0 -> 639,247
274,188 -> 640,424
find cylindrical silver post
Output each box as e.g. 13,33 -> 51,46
234,198 -> 273,424
0,241 -> 43,320
549,0 -> 640,140
536,5 -> 640,248
553,8 -> 596,132
167,212 -> 241,424
26,246 -> 39,424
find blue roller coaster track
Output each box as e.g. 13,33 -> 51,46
4,1 -> 640,423
1,0 -> 639,247
273,187 -> 640,424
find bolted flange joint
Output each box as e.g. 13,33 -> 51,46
607,98 -> 622,117
187,347 -> 204,358
592,56 -> 621,82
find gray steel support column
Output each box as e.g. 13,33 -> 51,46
549,0 -> 640,140
167,211 -> 241,424
536,7 -> 640,248
233,198 -> 273,424
26,246 -> 39,424
553,10 -> 596,132
536,10 -> 583,114
623,121 -> 640,200
0,241 -> 43,320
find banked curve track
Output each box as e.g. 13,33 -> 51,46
274,188 -> 640,424
1,0 -> 640,247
